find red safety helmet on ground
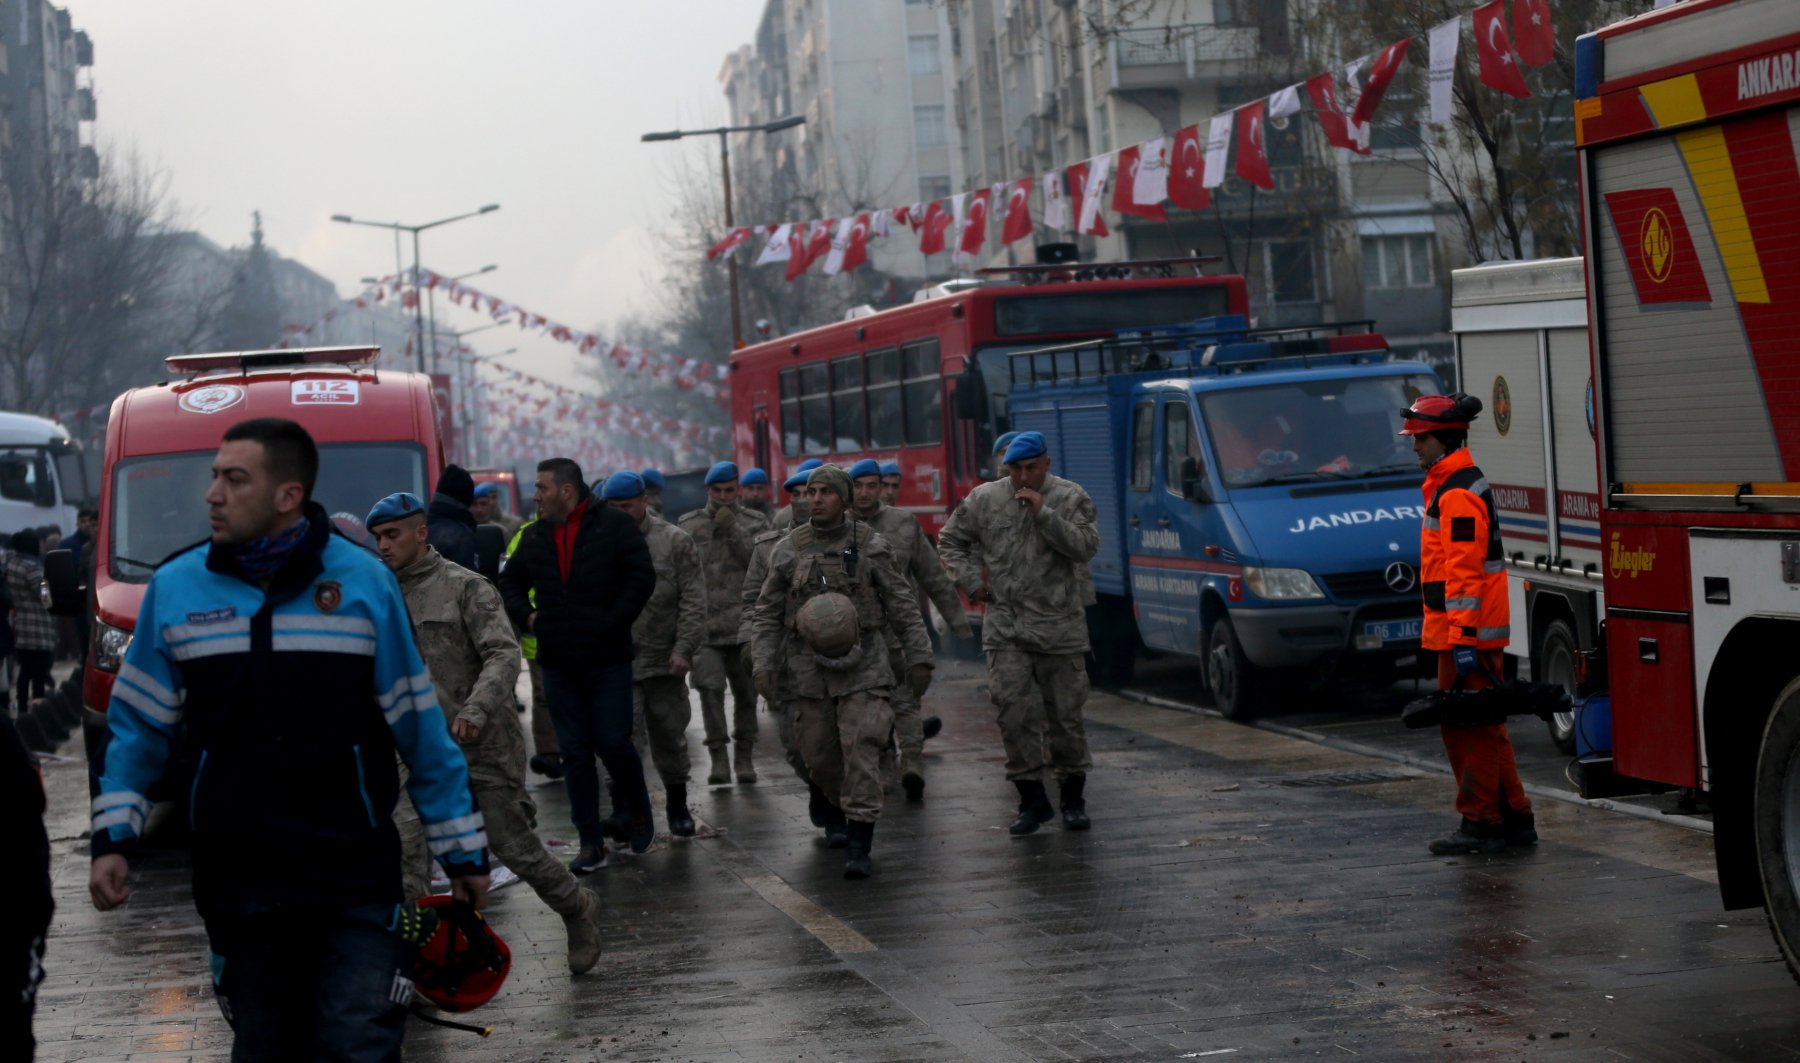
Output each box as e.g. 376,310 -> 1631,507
412,895 -> 511,1013
1398,394 -> 1480,436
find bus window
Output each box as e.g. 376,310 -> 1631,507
831,354 -> 865,451
799,362 -> 830,454
902,339 -> 942,445
754,407 -> 771,471
1130,402 -> 1154,491
867,347 -> 902,448
779,369 -> 801,456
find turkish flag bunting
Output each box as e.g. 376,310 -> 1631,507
1066,160 -> 1111,237
918,200 -> 953,255
1167,124 -> 1210,210
1112,145 -> 1167,220
1473,0 -> 1530,98
1235,101 -> 1274,191
959,187 -> 992,255
803,219 -> 835,270
784,224 -> 810,282
707,227 -> 753,261
1512,0 -> 1554,66
1306,73 -> 1364,153
843,212 -> 872,272
1001,178 -> 1034,244
1350,39 -> 1411,127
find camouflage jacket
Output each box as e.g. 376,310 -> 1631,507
770,503 -> 806,533
857,502 -> 972,638
749,518 -> 931,699
634,513 -> 706,678
739,528 -> 791,699
395,547 -> 524,789
938,473 -> 1099,654
677,499 -> 769,645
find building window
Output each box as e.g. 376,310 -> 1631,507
908,34 -> 942,77
867,347 -> 904,448
1266,240 -> 1318,304
919,175 -> 952,202
831,354 -> 865,451
902,339 -> 943,445
914,105 -> 947,147
1213,0 -> 1256,27
1361,234 -> 1436,289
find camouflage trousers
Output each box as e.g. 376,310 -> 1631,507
795,689 -> 894,823
633,675 -> 693,787
527,658 -> 558,757
693,642 -> 758,751
772,696 -> 809,784
887,645 -> 925,774
986,649 -> 1092,782
396,782 -> 583,917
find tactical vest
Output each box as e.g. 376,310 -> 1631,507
783,521 -> 884,634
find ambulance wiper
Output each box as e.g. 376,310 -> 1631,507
1349,464 -> 1420,479
1262,470 -> 1346,484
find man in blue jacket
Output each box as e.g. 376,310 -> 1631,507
88,417 -> 488,1062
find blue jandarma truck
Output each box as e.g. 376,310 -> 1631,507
1007,316 -> 1443,717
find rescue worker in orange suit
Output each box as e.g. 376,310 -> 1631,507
1401,393 -> 1535,855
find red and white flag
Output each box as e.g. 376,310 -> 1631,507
1513,0 -> 1553,66
1168,124 -> 1210,210
1112,145 -> 1166,220
1235,100 -> 1274,191
1203,113 -> 1233,189
1351,39 -> 1411,127
1474,0 -> 1530,98
707,227 -> 753,261
918,200 -> 953,255
802,219 -> 835,271
784,224 -> 812,282
1041,170 -> 1069,230
1080,154 -> 1114,234
959,187 -> 992,255
1306,72 -> 1360,154
1001,178 -> 1034,244
842,212 -> 873,273
822,217 -> 856,276
755,223 -> 794,266
1066,160 -> 1111,236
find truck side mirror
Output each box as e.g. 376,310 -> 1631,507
1180,456 -> 1210,502
475,525 -> 505,581
952,367 -> 985,420
42,548 -> 82,616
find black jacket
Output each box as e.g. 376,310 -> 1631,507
426,494 -> 478,571
500,495 -> 655,668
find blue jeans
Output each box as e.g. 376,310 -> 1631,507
204,903 -> 411,1063
542,659 -> 648,848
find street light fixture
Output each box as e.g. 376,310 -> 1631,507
640,115 -> 804,349
330,205 -> 502,372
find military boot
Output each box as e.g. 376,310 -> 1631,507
1427,818 -> 1506,855
707,745 -> 731,786
843,820 -> 875,879
822,802 -> 849,849
1009,779 -> 1056,836
901,753 -> 926,802
922,715 -> 943,740
734,739 -> 757,784
564,888 -> 603,975
666,784 -> 695,838
807,782 -> 831,828
1058,774 -> 1091,831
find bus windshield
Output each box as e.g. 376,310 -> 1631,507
110,443 -> 427,580
1199,374 -> 1438,487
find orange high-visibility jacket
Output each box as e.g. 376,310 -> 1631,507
1419,448 -> 1509,651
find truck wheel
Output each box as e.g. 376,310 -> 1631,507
1205,615 -> 1262,721
1537,619 -> 1580,754
1754,677 -> 1800,985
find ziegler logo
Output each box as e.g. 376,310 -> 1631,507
1608,532 -> 1656,579
1641,207 -> 1674,283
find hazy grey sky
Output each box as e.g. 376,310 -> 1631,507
74,1 -> 761,388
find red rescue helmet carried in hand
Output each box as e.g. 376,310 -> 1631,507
412,895 -> 511,1013
1398,393 -> 1482,436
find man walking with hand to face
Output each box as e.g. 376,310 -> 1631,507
367,493 -> 602,975
89,418 -> 489,1060
679,461 -> 769,785
940,431 -> 1101,836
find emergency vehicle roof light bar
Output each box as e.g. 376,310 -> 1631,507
165,345 -> 382,375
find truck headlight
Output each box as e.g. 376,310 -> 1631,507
1242,566 -> 1325,600
93,621 -> 132,673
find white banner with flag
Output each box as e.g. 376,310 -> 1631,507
1078,153 -> 1112,233
1133,136 -> 1169,205
1428,18 -> 1461,124
1202,112 -> 1232,189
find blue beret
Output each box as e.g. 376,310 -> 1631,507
601,471 -> 645,500
366,492 -> 425,530
796,458 -> 823,474
473,482 -> 499,499
704,461 -> 740,486
783,470 -> 810,491
639,468 -> 665,489
879,460 -> 901,477
847,458 -> 883,481
993,430 -> 1020,456
741,467 -> 769,486
1003,431 -> 1048,464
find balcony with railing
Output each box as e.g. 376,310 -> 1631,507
1108,23 -> 1262,89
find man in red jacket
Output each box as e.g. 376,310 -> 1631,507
1401,394 -> 1534,855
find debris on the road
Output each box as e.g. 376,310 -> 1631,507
1213,782 -> 1241,792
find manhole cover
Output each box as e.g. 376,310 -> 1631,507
1272,768 -> 1412,788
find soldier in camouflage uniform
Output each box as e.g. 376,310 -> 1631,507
740,526 -> 812,791
751,465 -> 933,879
770,459 -> 822,533
367,494 -> 603,975
599,472 -> 706,836
741,467 -> 773,517
847,459 -> 972,801
939,431 -> 1101,837
878,460 -> 902,507
641,467 -> 666,520
679,462 -> 770,784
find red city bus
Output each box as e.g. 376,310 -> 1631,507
729,264 -> 1249,532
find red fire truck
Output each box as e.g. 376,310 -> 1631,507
728,264 -> 1249,533
1578,0 -> 1800,978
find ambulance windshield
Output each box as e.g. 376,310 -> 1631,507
109,443 -> 427,580
1201,374 -> 1437,487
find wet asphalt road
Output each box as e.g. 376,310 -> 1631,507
29,659 -> 1799,1061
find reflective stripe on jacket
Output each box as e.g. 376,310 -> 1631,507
1419,449 -> 1509,651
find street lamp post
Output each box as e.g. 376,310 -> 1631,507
329,205 -> 500,372
641,115 -> 803,350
